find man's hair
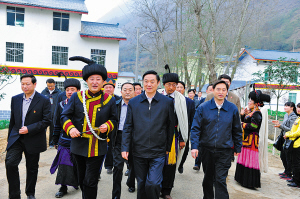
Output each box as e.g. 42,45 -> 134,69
217,74 -> 231,83
178,81 -> 185,89
198,91 -> 202,93
187,89 -> 195,94
46,78 -> 55,84
133,82 -> 142,87
212,80 -> 229,90
206,83 -> 213,91
142,70 -> 160,82
20,74 -> 37,84
121,82 -> 135,91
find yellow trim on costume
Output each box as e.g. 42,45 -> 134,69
77,91 -> 83,103
168,134 -> 177,165
81,133 -> 94,157
66,125 -> 75,135
63,119 -> 73,135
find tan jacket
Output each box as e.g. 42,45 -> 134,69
205,91 -> 241,113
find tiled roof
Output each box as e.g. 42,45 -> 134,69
118,72 -> 141,80
200,80 -> 257,92
0,0 -> 88,14
241,48 -> 300,62
80,21 -> 127,40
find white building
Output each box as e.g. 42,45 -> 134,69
0,0 -> 126,119
224,48 -> 300,111
115,72 -> 142,94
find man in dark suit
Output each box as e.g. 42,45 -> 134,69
5,74 -> 51,199
111,82 -> 135,199
176,81 -> 196,174
121,70 -> 175,199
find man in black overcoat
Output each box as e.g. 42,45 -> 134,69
6,74 -> 51,199
121,70 -> 175,199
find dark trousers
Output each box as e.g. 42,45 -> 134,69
195,145 -> 202,167
280,148 -> 293,176
126,151 -> 136,189
292,147 -> 300,186
161,164 -> 176,196
49,119 -> 54,146
134,156 -> 165,199
178,137 -> 189,169
105,140 -> 114,170
5,137 -> 40,199
112,132 -> 125,199
72,154 -> 105,199
201,147 -> 232,199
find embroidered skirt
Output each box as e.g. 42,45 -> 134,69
235,132 -> 261,188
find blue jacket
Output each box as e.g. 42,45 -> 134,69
190,98 -> 242,153
121,91 -> 175,158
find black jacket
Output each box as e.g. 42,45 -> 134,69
121,91 -> 175,158
41,87 -> 62,115
190,98 -> 242,153
61,90 -> 117,157
111,97 -> 123,148
7,92 -> 51,154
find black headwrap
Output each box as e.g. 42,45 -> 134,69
69,56 -> 107,81
162,64 -> 179,84
249,90 -> 270,107
64,78 -> 81,90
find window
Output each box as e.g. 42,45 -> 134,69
6,42 -> 24,62
53,12 -> 69,31
7,6 -> 24,27
55,81 -> 65,91
52,46 -> 68,65
289,93 -> 297,104
117,82 -> 122,89
91,49 -> 106,66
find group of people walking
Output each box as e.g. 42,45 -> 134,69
7,55 -> 297,199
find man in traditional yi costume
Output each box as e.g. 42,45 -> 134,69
158,65 -> 189,199
61,56 -> 117,199
50,77 -> 81,198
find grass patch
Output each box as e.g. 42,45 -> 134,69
0,120 -> 9,130
268,143 -> 280,157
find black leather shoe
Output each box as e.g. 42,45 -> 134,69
55,191 -> 67,198
125,169 -> 129,176
193,166 -> 200,171
287,182 -> 299,187
178,167 -> 183,174
128,187 -> 135,193
27,196 -> 36,199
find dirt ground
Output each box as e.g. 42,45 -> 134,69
1,129 -> 300,199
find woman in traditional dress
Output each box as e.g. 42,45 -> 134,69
235,90 -> 270,188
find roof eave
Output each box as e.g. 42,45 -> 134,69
0,2 -> 88,14
80,34 -> 127,41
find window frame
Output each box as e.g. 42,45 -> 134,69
288,93 -> 297,104
91,49 -> 106,67
6,42 -> 24,63
52,46 -> 69,65
7,6 -> 25,27
53,12 -> 70,31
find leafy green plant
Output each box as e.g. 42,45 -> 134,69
0,120 -> 9,130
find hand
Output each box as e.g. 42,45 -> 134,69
69,128 -> 81,138
244,108 -> 249,115
179,141 -> 185,150
166,151 -> 169,154
191,149 -> 198,159
54,145 -> 58,149
234,152 -> 240,156
241,108 -> 245,115
283,135 -> 287,139
19,126 -> 28,134
274,124 -> 281,128
122,152 -> 129,160
272,120 -> 279,125
99,124 -> 108,133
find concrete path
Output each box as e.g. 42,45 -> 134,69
0,148 -> 300,199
